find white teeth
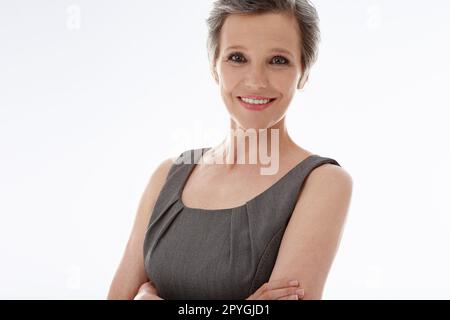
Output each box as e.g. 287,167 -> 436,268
240,97 -> 272,104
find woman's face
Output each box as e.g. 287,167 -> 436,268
214,12 -> 305,130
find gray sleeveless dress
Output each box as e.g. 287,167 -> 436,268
143,147 -> 341,300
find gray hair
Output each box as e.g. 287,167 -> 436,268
206,0 -> 320,87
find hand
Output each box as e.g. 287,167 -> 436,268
246,278 -> 304,300
133,281 -> 164,300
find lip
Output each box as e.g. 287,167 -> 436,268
240,95 -> 275,100
237,96 -> 276,111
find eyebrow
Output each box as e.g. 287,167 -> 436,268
225,45 -> 294,57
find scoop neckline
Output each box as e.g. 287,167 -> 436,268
177,148 -> 317,212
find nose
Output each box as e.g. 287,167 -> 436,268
244,64 -> 268,89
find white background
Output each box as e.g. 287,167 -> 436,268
1,0 -> 449,299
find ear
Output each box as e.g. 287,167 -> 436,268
297,72 -> 309,90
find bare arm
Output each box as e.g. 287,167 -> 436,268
107,156 -> 176,300
268,164 -> 353,300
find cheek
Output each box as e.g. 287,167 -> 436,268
219,66 -> 242,93
270,70 -> 298,94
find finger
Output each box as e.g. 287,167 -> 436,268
134,289 -> 163,300
251,278 -> 302,300
263,287 -> 303,300
144,293 -> 163,300
142,280 -> 157,288
139,281 -> 152,289
277,289 -> 305,300
139,282 -> 158,295
268,278 -> 301,290
277,294 -> 299,300
146,285 -> 159,295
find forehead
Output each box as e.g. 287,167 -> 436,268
220,12 -> 301,53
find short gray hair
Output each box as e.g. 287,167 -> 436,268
206,0 -> 320,86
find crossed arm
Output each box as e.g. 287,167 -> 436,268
268,163 -> 353,299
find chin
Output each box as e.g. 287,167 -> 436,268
230,116 -> 276,131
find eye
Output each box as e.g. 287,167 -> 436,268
271,55 -> 289,65
226,52 -> 246,64
225,52 -> 290,66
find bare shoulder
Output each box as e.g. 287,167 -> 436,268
137,156 -> 178,216
295,162 -> 353,225
145,156 -> 178,195
304,162 -> 353,197
136,155 -> 179,230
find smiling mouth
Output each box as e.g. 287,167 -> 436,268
237,96 -> 277,111
237,96 -> 277,103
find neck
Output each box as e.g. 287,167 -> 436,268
207,118 -> 296,175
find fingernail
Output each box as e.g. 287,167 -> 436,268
296,289 -> 304,296
288,280 -> 299,286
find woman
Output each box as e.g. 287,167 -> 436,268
108,0 -> 352,300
